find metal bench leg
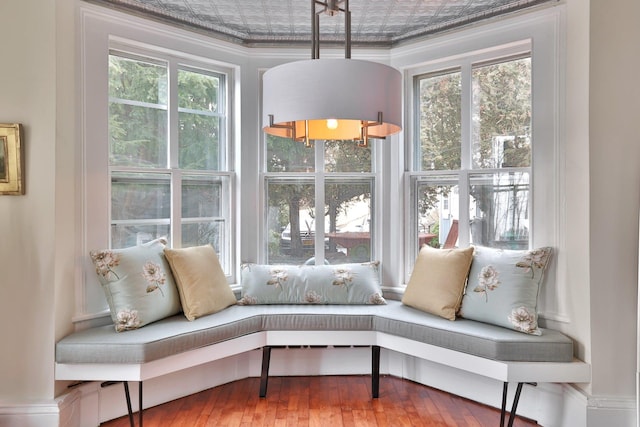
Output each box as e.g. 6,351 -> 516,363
123,381 -> 135,427
500,382 -> 524,427
507,382 -> 524,427
122,381 -> 143,427
500,382 -> 508,427
259,346 -> 272,397
138,381 -> 143,427
371,345 -> 380,398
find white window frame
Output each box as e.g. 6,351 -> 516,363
396,9 -> 563,322
107,50 -> 233,256
79,15 -> 239,320
407,46 -> 533,260
260,137 -> 381,265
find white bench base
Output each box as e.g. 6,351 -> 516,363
55,330 -> 589,384
56,330 -> 590,427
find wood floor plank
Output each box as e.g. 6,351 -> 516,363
100,375 -> 539,427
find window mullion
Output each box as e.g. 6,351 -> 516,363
458,170 -> 470,247
219,74 -> 228,171
170,171 -> 182,247
460,61 -> 472,170
315,141 -> 325,264
168,60 -> 181,246
168,60 -> 179,169
459,61 -> 473,246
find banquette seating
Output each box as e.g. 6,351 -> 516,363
55,240 -> 590,427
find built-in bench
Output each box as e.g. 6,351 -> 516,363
55,300 -> 590,427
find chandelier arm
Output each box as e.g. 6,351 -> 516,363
359,112 -> 384,129
304,121 -> 311,147
357,112 -> 387,147
267,114 -> 297,140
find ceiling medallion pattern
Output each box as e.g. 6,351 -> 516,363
89,0 -> 556,47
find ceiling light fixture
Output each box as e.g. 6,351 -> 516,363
262,0 -> 402,147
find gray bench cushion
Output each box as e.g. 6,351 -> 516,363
374,303 -> 573,362
56,307 -> 263,364
56,300 -> 573,365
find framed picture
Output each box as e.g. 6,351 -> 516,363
0,123 -> 24,195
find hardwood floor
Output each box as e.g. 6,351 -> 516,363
101,375 -> 538,427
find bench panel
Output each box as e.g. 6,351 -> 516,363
374,303 -> 574,362
376,333 -> 590,383
56,332 -> 266,382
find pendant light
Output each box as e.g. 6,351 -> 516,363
262,0 -> 402,147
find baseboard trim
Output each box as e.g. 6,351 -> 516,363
0,389 -> 81,427
585,392 -> 636,427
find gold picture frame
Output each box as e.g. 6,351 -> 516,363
0,123 -> 25,195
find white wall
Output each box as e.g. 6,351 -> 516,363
54,0 -> 81,399
0,0 -> 72,403
559,0 -> 592,377
588,0 -> 640,399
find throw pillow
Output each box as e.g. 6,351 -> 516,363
238,262 -> 386,305
164,244 -> 237,321
89,238 -> 182,332
458,246 -> 553,335
401,245 -> 474,320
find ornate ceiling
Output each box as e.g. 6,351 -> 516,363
90,0 -> 556,47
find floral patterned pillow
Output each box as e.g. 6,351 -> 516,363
458,246 -> 553,335
89,238 -> 182,332
238,262 -> 386,305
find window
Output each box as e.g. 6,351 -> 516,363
108,52 -> 233,272
409,54 -> 532,261
264,137 -> 376,265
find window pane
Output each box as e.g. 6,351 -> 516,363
109,56 -> 167,104
178,69 -> 221,113
417,71 -> 461,171
470,172 -> 529,249
324,140 -> 372,173
181,174 -> 230,272
266,135 -> 315,172
110,172 -> 171,248
182,221 -> 227,271
266,179 -> 315,264
472,57 -> 531,168
109,104 -> 167,167
178,112 -> 222,170
182,174 -> 227,218
109,55 -> 168,168
326,179 -> 373,263
178,69 -> 224,171
415,177 -> 459,250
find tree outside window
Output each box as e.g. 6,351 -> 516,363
412,55 -> 532,255
108,53 -> 232,272
265,136 -> 374,265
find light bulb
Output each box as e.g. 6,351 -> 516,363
326,119 -> 338,130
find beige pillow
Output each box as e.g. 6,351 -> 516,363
164,245 -> 236,321
402,245 -> 474,320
